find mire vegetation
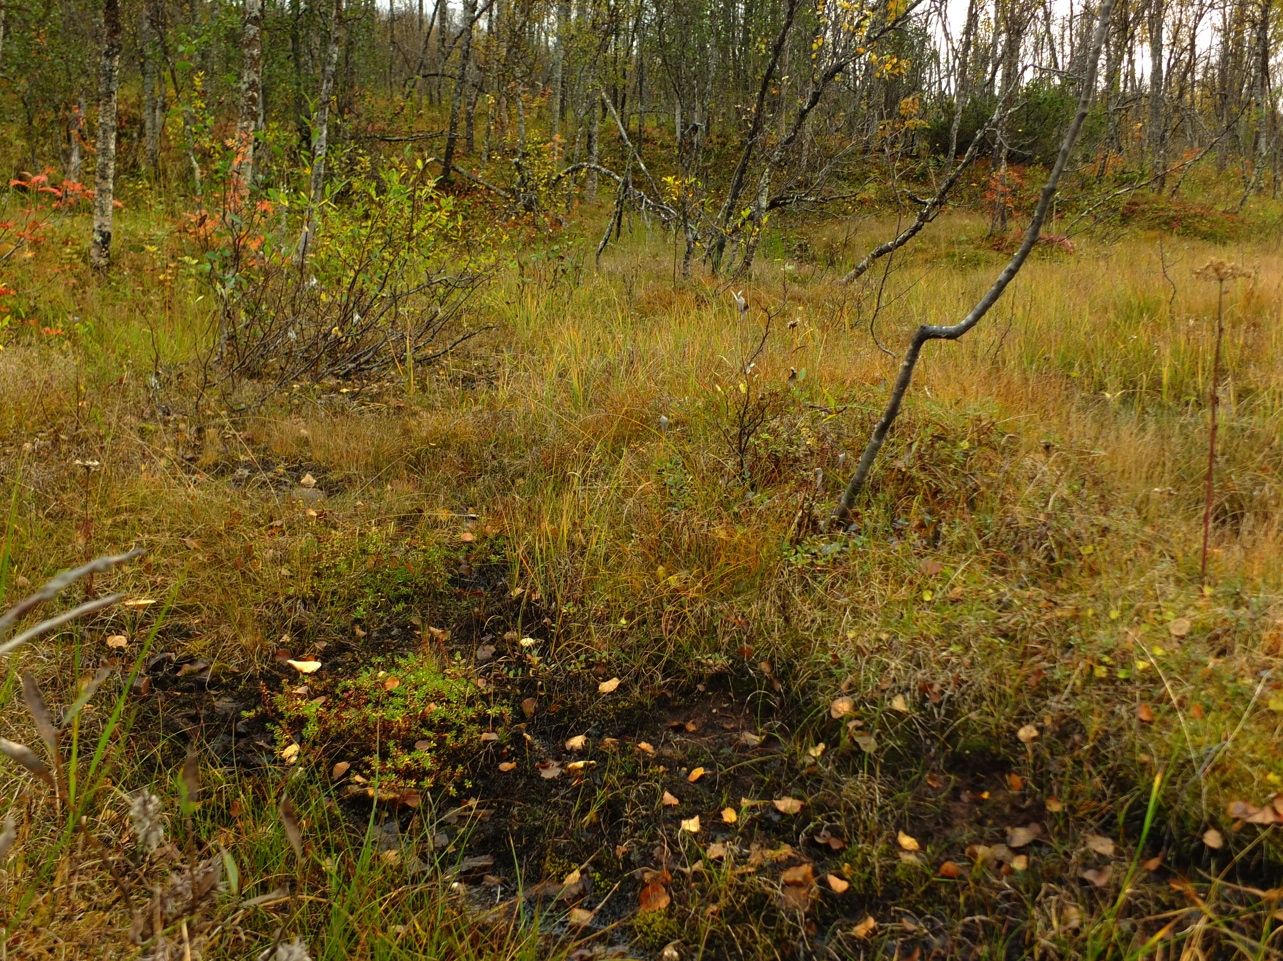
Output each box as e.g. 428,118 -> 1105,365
2,0 -> 1283,960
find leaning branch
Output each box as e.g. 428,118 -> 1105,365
828,0 -> 1115,529
842,98 -> 1009,284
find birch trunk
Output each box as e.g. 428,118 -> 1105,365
140,0 -> 164,176
551,0 -> 570,144
89,0 -> 121,271
441,0 -> 477,185
1148,0 -> 1165,176
232,0 -> 264,198
298,0 -> 343,264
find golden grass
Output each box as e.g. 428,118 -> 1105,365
1,197 -> 1281,959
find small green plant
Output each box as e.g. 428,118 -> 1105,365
274,652 -> 509,801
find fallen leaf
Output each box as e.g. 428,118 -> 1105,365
106,634 -> 128,649
680,815 -> 701,833
1084,834 -> 1116,857
568,907 -> 592,926
854,733 -> 877,753
1006,824 -> 1044,848
780,863 -> 814,885
498,761 -> 517,772
1226,800 -> 1275,823
299,473 -> 317,488
566,760 -> 596,774
281,743 -> 301,763
286,659 -> 322,674
637,741 -> 655,755
1006,772 -> 1025,791
331,761 -> 350,780
1137,703 -> 1155,723
383,675 -> 400,691
826,873 -> 849,893
938,860 -> 964,879
1079,866 -> 1112,888
851,916 -> 877,939
1017,724 -> 1039,744
537,760 -> 563,780
807,742 -> 826,758
479,732 -> 499,743
521,697 -> 537,717
688,767 -> 706,783
1168,617 -> 1192,638
1010,854 -> 1029,872
1142,854 -> 1164,871
721,807 -> 738,824
565,735 -> 588,752
458,531 -> 475,543
1045,797 -> 1064,813
773,797 -> 803,815
639,881 -> 671,913
662,791 -> 680,807
890,694 -> 910,713
897,831 -> 920,852
830,696 -> 855,719
598,677 -> 621,694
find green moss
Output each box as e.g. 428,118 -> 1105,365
275,653 -> 508,796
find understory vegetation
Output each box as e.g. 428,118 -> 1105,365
1,186 -> 1281,959
2,0 -> 1283,957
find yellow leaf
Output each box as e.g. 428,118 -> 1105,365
680,815 -> 701,833
568,907 -> 593,926
827,874 -> 849,893
565,734 -> 589,751
662,791 -> 680,807
688,767 -> 706,782
721,807 -> 738,824
106,634 -> 128,649
287,659 -> 322,674
897,831 -> 920,852
852,915 -> 877,939
773,797 -> 803,815
598,677 -> 621,694
890,694 -> 910,713
829,696 -> 855,718
1017,724 -> 1039,744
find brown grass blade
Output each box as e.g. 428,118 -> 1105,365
20,672 -> 59,761
0,737 -> 55,787
279,796 -> 304,863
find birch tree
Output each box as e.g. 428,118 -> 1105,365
231,0 -> 264,199
298,0 -> 344,263
830,0 -> 1117,528
441,0 -> 477,185
89,0 -> 121,270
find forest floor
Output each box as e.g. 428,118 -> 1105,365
1,194 -> 1282,960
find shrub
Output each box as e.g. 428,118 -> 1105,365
190,154 -> 491,397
